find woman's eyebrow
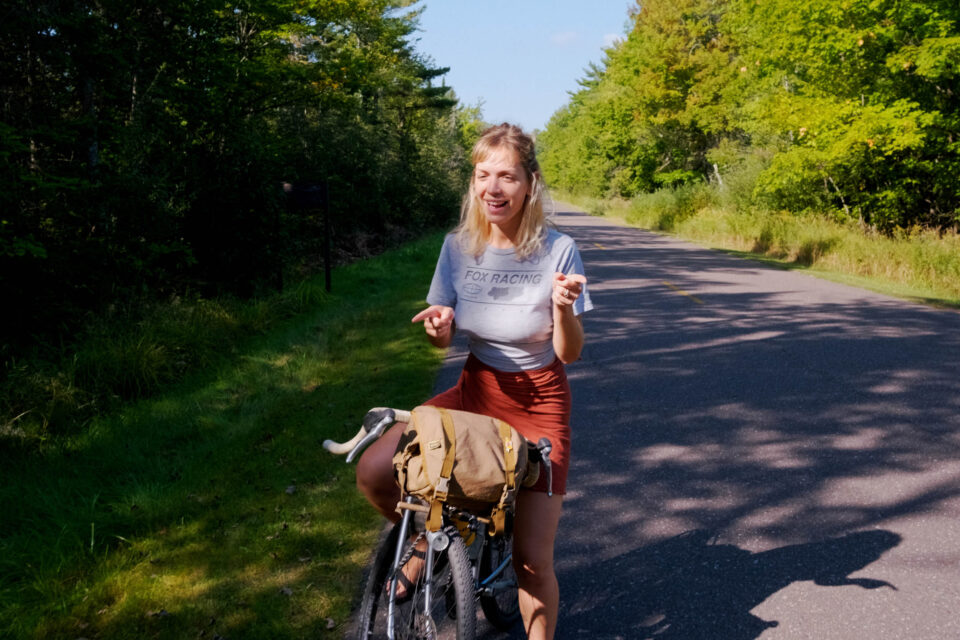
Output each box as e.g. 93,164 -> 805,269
476,165 -> 521,176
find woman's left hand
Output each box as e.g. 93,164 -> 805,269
552,272 -> 586,308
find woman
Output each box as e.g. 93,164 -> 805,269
356,123 -> 591,640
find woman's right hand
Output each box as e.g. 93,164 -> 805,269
411,305 -> 455,347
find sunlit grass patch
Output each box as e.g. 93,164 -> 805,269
1,233 -> 447,639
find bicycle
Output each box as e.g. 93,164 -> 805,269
324,407 -> 552,640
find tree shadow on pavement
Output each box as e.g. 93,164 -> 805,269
558,529 -> 900,640
466,209 -> 954,639
529,209 -> 959,638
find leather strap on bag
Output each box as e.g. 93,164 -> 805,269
489,419 -> 518,536
393,448 -> 412,507
426,408 -> 458,531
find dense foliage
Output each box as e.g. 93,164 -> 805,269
1,0 -> 478,350
539,0 -> 960,232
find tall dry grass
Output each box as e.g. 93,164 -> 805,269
557,185 -> 960,304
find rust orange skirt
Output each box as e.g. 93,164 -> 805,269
425,354 -> 572,495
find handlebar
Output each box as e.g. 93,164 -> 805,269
322,407 -> 411,462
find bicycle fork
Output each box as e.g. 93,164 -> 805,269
388,497 -> 446,639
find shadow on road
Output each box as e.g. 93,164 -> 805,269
479,529 -> 900,640
458,209 -> 957,639
559,529 -> 900,639
539,210 -> 959,638
560,211 -> 960,539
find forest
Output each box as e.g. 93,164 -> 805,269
539,0 -> 960,233
0,0 -> 488,438
1,0 -> 478,355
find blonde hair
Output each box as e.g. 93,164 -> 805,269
455,123 -> 550,260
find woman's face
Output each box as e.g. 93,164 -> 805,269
473,148 -> 531,232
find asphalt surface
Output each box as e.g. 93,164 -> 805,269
431,205 -> 960,640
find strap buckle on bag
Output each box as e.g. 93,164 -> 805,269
426,408 -> 458,531
487,419 -> 520,536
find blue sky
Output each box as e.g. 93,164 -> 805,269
409,1 -> 635,132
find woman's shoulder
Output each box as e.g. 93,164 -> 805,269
438,231 -> 476,266
440,231 -> 462,252
543,227 -> 578,252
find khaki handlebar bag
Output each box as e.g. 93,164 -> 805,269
392,406 -> 529,536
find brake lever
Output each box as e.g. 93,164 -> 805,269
536,437 -> 553,497
345,409 -> 395,463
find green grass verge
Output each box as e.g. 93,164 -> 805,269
557,190 -> 960,307
0,233 -> 447,639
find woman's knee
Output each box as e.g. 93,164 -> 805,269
512,491 -> 562,588
355,420 -> 405,500
355,447 -> 390,497
513,543 -> 555,586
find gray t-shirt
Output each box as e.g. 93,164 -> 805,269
426,228 -> 593,371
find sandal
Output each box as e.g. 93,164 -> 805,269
387,546 -> 426,603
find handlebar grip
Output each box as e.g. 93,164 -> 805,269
325,408 -> 411,461
323,428 -> 368,455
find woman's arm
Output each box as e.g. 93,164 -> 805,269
552,273 -> 586,363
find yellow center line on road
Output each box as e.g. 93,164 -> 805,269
663,281 -> 705,305
593,243 -> 606,249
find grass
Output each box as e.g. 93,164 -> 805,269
558,188 -> 960,307
0,233 -> 447,639
2,277 -> 353,444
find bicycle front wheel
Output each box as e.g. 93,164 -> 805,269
478,534 -> 521,630
356,522 -> 476,640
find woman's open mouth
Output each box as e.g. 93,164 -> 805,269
485,199 -> 508,212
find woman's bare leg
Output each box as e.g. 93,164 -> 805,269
355,420 -> 406,522
512,490 -> 563,640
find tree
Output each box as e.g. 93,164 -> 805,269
0,0 -> 477,350
540,0 -> 735,196
540,0 -> 960,231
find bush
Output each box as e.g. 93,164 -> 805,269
625,183 -> 718,231
1,289 -> 314,442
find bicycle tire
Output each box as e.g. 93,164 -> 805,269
478,535 -> 521,630
356,522 -> 476,640
355,522 -> 400,640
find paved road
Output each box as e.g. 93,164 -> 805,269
434,205 -> 960,639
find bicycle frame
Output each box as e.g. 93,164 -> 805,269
386,498 -> 416,640
326,407 -> 549,639
384,496 -> 517,639
386,497 -> 458,639
478,553 -> 513,592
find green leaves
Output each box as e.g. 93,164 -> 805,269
1,0 -> 477,353
541,0 -> 734,198
541,0 -> 960,231
888,36 -> 960,80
